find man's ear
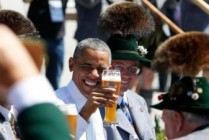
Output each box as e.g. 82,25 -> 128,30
69,57 -> 74,72
175,111 -> 184,132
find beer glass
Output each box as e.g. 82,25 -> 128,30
58,104 -> 77,139
102,69 -> 121,125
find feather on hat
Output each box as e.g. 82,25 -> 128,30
97,1 -> 155,41
152,31 -> 209,77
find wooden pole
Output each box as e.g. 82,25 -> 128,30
141,0 -> 184,34
192,0 -> 209,15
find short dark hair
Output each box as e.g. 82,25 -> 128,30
0,10 -> 36,35
73,38 -> 112,64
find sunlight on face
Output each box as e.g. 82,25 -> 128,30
70,48 -> 110,98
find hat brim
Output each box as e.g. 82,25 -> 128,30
151,101 -> 209,114
150,102 -> 164,110
151,77 -> 209,114
112,52 -> 151,63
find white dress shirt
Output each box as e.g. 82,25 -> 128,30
56,80 -> 105,140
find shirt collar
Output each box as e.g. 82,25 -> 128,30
67,80 -> 87,112
0,105 -> 17,121
118,91 -> 128,105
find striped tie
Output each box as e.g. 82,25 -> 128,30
120,98 -> 133,124
10,114 -> 19,139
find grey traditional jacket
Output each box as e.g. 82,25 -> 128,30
101,90 -> 156,140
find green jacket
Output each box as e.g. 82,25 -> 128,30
18,103 -> 71,140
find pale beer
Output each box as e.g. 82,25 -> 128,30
102,70 -> 121,124
66,114 -> 77,137
58,104 -> 77,139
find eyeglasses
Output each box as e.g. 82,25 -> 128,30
112,65 -> 140,74
76,64 -> 107,74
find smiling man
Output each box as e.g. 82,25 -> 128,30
102,34 -> 156,140
97,2 -> 156,140
56,38 -> 118,140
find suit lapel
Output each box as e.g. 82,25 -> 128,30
116,109 -> 137,135
0,113 -> 5,123
100,106 -> 139,140
127,93 -> 149,139
99,106 -> 135,134
99,107 -> 105,120
129,105 -> 143,138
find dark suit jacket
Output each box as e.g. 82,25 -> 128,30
18,103 -> 71,140
28,0 -> 68,39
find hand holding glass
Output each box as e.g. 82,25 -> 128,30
102,69 -> 121,125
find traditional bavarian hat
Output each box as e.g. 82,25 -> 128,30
97,1 -> 155,62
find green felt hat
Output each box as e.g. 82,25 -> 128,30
151,76 -> 209,114
107,35 -> 151,63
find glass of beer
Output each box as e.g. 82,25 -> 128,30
102,69 -> 121,125
58,104 -> 77,139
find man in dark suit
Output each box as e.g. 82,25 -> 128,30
0,24 -> 71,140
25,0 -> 68,90
74,0 -> 102,42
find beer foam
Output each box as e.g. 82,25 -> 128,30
102,70 -> 121,82
58,104 -> 78,115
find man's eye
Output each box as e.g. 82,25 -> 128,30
129,66 -> 140,74
129,67 -> 137,72
98,68 -> 106,73
114,66 -> 123,70
81,65 -> 93,71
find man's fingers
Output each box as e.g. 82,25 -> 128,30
92,95 -> 117,107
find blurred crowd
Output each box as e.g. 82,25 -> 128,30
0,0 -> 209,140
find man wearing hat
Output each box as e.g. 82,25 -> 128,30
151,76 -> 209,139
98,2 -> 156,140
151,30 -> 209,139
